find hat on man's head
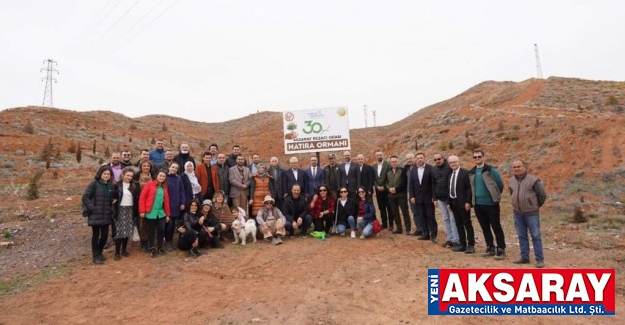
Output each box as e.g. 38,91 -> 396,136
263,195 -> 275,203
202,199 -> 213,206
328,153 -> 336,159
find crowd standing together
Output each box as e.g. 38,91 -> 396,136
82,142 -> 547,268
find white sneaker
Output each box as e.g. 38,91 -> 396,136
350,230 -> 356,238
360,235 -> 365,239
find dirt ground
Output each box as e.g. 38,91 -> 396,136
1,205 -> 624,325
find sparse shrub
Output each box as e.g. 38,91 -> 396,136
129,123 -> 137,130
577,104 -> 583,112
150,137 -> 155,145
98,157 -> 105,164
45,159 -> 50,169
498,120 -> 504,131
39,138 -> 54,161
67,142 -> 77,153
448,140 -> 454,150
606,96 -> 618,105
3,229 -> 11,239
101,133 -> 106,140
614,106 -> 624,114
582,127 -> 601,138
535,118 -> 540,127
414,139 -> 419,150
26,169 -> 45,200
52,170 -> 58,179
104,146 -> 110,158
76,144 -> 82,163
162,123 -> 168,132
199,140 -> 206,149
511,124 -> 520,131
569,125 -> 576,134
92,140 -> 97,154
572,206 -> 588,223
169,137 -> 173,146
54,147 -> 61,160
129,137 -> 133,142
439,129 -> 449,134
438,142 -> 447,151
23,121 -> 34,134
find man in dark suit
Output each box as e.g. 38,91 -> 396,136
447,155 -> 474,254
281,157 -> 308,200
339,151 -> 359,195
267,156 -> 285,210
372,150 -> 392,229
409,152 -> 437,242
304,156 -> 325,198
324,153 -> 341,198
356,154 -> 375,195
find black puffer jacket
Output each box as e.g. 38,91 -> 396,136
82,180 -> 115,227
431,161 -> 452,201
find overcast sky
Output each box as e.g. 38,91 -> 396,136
1,0 -> 624,128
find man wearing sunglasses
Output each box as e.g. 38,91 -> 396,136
468,149 -> 505,260
431,153 -> 459,249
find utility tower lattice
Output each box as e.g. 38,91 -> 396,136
534,44 -> 543,79
41,59 -> 59,107
372,110 -> 377,127
363,105 -> 368,128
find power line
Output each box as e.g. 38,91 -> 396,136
103,0 -> 183,56
91,0 -> 143,47
100,0 -> 170,54
77,0 -> 125,46
41,59 -> 59,107
74,0 -> 116,42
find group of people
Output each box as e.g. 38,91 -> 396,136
83,142 -> 547,268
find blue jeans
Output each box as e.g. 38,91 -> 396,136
513,213 -> 544,261
357,219 -> 373,238
438,200 -> 459,243
337,216 -> 356,234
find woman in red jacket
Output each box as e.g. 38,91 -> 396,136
139,170 -> 171,257
308,184 -> 335,235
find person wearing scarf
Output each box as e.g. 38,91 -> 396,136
82,165 -> 116,264
181,161 -> 203,203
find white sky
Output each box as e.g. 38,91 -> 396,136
1,0 -> 624,128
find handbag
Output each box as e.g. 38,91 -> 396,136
132,226 -> 140,242
372,219 -> 382,234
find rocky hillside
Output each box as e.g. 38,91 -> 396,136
0,76 -> 624,220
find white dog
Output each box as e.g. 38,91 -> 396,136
231,207 -> 257,245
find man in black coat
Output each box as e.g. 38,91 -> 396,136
324,153 -> 341,198
339,151 -> 359,195
267,156 -> 285,210
447,155 -> 475,253
356,154 -> 375,196
281,157 -> 308,200
173,143 -> 196,175
409,152 -> 437,242
373,150 -> 392,229
431,153 -> 459,248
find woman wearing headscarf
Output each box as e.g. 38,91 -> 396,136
139,170 -> 171,257
356,186 -> 377,239
249,163 -> 274,217
113,167 -> 140,260
164,162 -> 186,251
181,161 -> 202,204
308,184 -> 335,235
82,165 -> 116,264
